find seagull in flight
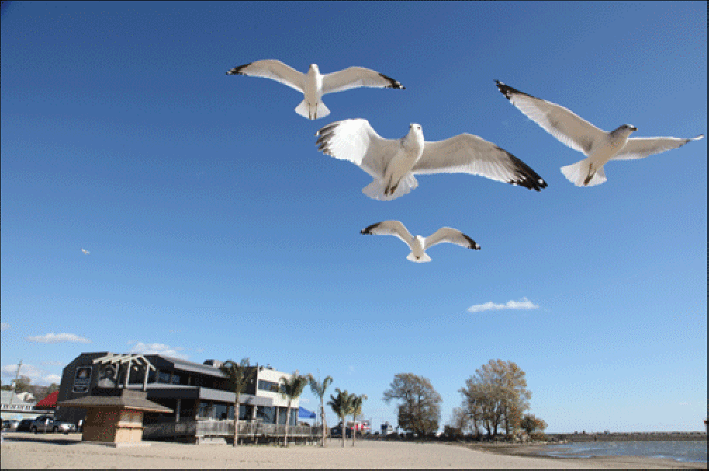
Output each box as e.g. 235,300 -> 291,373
361,221 -> 480,263
495,80 -> 705,187
315,119 -> 547,201
81,249 -> 90,255
226,60 -> 405,120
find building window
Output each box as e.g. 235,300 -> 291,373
257,379 -> 284,394
170,373 -> 181,385
214,403 -> 228,420
157,371 -> 171,384
257,406 -> 276,424
197,401 -> 213,420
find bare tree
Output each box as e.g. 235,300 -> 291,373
383,373 -> 442,437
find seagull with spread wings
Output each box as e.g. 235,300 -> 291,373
226,60 -> 404,120
81,249 -> 90,255
495,80 -> 705,187
315,119 -> 547,200
361,221 -> 480,263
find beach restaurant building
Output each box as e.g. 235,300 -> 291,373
55,352 -> 305,442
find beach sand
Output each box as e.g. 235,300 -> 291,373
1,433 -> 706,469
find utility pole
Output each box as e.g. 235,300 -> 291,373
9,360 -> 22,406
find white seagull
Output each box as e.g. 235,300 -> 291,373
81,249 -> 90,255
226,60 -> 404,120
361,221 -> 480,263
495,80 -> 705,187
315,119 -> 547,201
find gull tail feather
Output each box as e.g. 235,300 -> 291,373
295,100 -> 330,120
407,252 -> 432,263
362,174 -> 419,201
560,159 -> 607,187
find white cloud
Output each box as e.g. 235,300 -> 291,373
129,342 -> 188,360
26,333 -> 91,344
42,360 -> 63,366
1,322 -> 9,331
1,363 -> 60,385
468,297 -> 540,313
44,374 -> 62,384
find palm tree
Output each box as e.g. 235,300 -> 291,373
308,373 -> 333,447
219,358 -> 255,447
327,388 -> 355,448
350,394 -> 367,447
280,372 -> 309,447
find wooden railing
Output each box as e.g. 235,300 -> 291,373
143,420 -> 321,441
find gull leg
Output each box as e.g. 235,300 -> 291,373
583,163 -> 595,186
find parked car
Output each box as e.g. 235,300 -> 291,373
16,419 -> 35,432
31,416 -> 77,434
2,419 -> 20,431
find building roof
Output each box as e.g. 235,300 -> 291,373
58,390 -> 173,413
35,391 -> 59,408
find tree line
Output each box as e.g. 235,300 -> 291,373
382,359 -> 547,440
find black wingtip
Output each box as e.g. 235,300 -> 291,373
379,73 -> 405,90
361,222 -> 382,235
226,63 -> 251,75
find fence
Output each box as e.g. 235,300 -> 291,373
143,419 -> 321,444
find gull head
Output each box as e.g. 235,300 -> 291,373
405,123 -> 425,149
611,124 -> 638,138
309,64 -> 319,73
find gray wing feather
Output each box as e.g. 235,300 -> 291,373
412,134 -> 547,191
613,135 -> 705,160
361,221 -> 414,247
495,80 -> 605,155
424,227 -> 480,251
322,67 -> 404,95
226,59 -> 305,93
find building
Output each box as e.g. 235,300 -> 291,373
1,390 -> 38,421
55,352 -> 306,442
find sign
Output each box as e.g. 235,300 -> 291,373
72,366 -> 93,393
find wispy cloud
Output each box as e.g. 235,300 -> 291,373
129,342 -> 188,360
42,360 -> 63,366
1,322 -> 9,331
468,297 -> 540,313
26,332 -> 91,344
1,363 -> 60,385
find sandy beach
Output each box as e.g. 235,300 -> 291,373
1,433 -> 706,469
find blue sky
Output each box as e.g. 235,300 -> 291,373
1,2 -> 706,434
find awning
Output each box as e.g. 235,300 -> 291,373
35,391 -> 59,408
298,407 -> 316,419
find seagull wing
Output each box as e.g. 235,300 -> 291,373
315,119 -> 401,180
412,133 -> 547,191
226,59 -> 305,93
424,227 -> 480,251
361,220 -> 414,247
495,80 -> 606,155
322,67 -> 404,95
612,134 -> 705,160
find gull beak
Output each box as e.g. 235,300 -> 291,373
630,126 -> 637,132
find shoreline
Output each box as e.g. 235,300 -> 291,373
456,441 -> 707,469
1,433 -> 706,469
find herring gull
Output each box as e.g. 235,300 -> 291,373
315,119 -> 547,201
361,221 -> 480,263
495,80 -> 705,187
226,60 -> 404,120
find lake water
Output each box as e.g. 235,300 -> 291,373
540,440 -> 707,464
